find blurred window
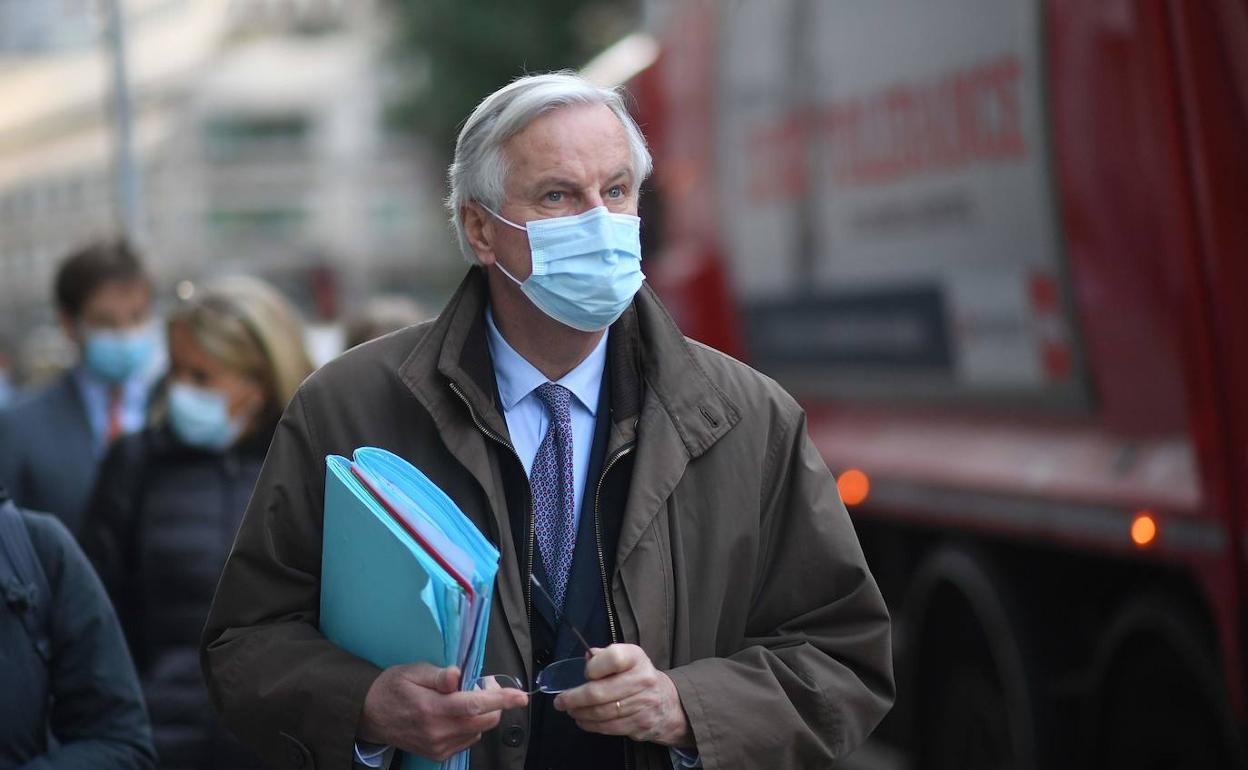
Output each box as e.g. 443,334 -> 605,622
206,206 -> 307,240
202,114 -> 311,162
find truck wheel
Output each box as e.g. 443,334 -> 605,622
925,663 -> 1014,770
1088,592 -> 1245,770
1096,636 -> 1231,770
909,547 -> 1039,770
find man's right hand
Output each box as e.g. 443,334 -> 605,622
358,663 -> 529,761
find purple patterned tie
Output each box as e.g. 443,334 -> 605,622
530,383 -> 576,610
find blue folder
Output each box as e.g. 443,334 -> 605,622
320,449 -> 500,770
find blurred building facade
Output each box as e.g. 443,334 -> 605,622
0,0 -> 451,374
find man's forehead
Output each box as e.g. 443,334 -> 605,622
503,103 -> 631,182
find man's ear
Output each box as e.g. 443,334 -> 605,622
462,203 -> 496,266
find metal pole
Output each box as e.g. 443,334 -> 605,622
103,0 -> 143,239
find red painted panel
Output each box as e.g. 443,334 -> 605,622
1164,0 -> 1248,718
1047,0 -> 1195,437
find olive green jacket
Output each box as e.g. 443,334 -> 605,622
201,268 -> 894,769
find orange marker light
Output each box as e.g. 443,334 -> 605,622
838,469 -> 870,507
1131,512 -> 1158,548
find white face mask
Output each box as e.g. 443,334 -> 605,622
482,204 -> 645,332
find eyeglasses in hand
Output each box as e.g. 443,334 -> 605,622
471,575 -> 593,695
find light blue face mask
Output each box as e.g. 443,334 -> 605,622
82,324 -> 157,384
482,204 -> 645,332
167,381 -> 247,451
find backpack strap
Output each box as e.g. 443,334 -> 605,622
0,491 -> 52,663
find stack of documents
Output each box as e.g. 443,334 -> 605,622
320,447 -> 500,770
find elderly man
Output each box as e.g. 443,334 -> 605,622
201,72 -> 894,770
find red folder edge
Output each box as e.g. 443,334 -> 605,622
349,463 -> 475,603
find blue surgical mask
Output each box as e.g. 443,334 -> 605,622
482,204 -> 644,332
82,324 -> 156,384
167,382 -> 246,451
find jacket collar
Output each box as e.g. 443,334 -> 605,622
398,267 -> 740,460
630,282 -> 741,457
396,267 -> 743,662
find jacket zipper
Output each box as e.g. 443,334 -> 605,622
447,382 -> 536,637
593,443 -> 634,645
595,442 -> 636,770
453,381 -> 639,769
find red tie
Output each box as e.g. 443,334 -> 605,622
106,387 -> 124,444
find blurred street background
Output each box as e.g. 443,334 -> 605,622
3,1 -> 1247,768
0,0 -> 642,378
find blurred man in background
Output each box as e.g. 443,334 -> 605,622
0,238 -> 163,534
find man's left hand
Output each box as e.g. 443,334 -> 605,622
554,644 -> 693,747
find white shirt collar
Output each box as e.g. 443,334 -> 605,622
485,308 -> 607,416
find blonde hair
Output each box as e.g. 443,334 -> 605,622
168,276 -> 313,414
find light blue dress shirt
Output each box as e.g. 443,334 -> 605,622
484,308 -> 606,530
73,365 -> 152,454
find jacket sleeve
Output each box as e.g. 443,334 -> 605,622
200,389 -> 383,770
23,511 -> 156,770
665,409 -> 895,769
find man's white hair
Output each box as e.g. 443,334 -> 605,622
446,71 -> 653,263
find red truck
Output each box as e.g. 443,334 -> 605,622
622,0 -> 1248,767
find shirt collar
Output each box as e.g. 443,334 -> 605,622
485,307 -> 607,416
74,362 -> 153,403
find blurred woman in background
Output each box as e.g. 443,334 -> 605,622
81,276 -> 313,770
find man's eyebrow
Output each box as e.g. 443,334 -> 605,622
526,168 -> 634,195
527,176 -> 581,194
604,168 -> 633,186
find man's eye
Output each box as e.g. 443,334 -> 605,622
606,185 -> 625,199
545,191 -> 564,203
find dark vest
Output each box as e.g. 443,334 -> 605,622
494,362 -> 635,770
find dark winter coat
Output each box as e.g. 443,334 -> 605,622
0,488 -> 155,769
81,426 -> 272,770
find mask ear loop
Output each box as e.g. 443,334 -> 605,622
476,201 -> 526,232
475,201 -> 530,285
494,261 -> 527,287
